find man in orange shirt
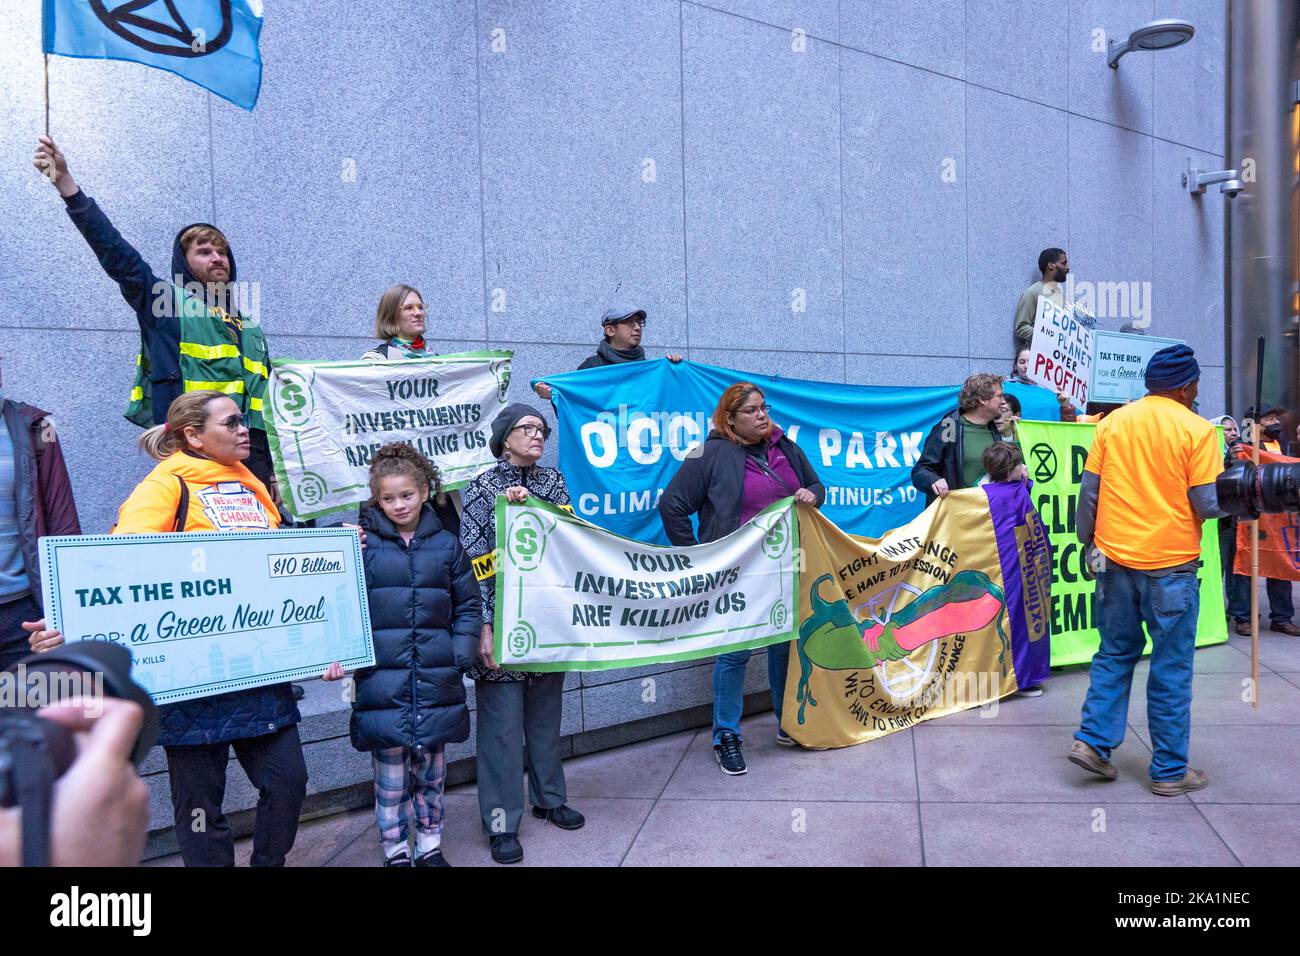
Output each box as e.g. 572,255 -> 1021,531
1068,345 -> 1223,795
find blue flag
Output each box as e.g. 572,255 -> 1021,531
43,0 -> 265,110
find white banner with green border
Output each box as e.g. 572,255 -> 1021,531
265,351 -> 512,520
493,497 -> 799,671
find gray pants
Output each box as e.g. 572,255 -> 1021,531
474,674 -> 567,835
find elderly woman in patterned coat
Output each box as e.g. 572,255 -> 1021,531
458,403 -> 584,864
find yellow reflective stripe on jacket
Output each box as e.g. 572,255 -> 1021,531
242,357 -> 269,378
179,342 -> 241,361
183,380 -> 246,395
130,386 -> 144,401
248,396 -> 264,412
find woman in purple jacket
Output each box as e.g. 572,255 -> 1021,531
659,383 -> 825,776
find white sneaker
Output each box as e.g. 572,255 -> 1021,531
1014,685 -> 1044,698
776,728 -> 797,747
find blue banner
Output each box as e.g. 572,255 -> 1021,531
43,0 -> 264,111
538,361 -> 1063,545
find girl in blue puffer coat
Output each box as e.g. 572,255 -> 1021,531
323,443 -> 481,867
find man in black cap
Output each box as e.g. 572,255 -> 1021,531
1069,344 -> 1224,795
533,307 -> 682,400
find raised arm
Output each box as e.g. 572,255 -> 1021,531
33,136 -> 162,320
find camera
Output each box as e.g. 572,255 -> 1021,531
1216,460 -> 1300,520
0,641 -> 157,865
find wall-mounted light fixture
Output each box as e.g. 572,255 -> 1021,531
1108,18 -> 1195,68
1184,166 -> 1243,198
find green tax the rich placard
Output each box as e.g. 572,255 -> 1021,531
40,528 -> 375,703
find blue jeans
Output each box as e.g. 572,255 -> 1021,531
1076,564 -> 1199,781
712,641 -> 791,745
1228,574 -> 1295,625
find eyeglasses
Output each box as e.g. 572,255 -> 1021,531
511,424 -> 550,439
615,316 -> 646,327
210,413 -> 249,432
736,404 -> 772,417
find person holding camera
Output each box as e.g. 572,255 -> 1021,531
1070,344 -> 1223,795
0,697 -> 151,867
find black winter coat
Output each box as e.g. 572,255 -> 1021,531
910,409 -> 1012,506
350,502 -> 482,752
659,429 -> 825,545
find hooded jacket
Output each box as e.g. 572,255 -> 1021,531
62,190 -> 274,484
350,502 -> 481,752
0,400 -> 81,611
659,426 -> 824,546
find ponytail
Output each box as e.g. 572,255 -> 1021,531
137,391 -> 225,461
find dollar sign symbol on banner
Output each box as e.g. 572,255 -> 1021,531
281,382 -> 306,413
515,526 -> 537,558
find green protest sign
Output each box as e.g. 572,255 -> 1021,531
1016,420 -> 1228,665
493,497 -> 799,671
265,351 -> 511,520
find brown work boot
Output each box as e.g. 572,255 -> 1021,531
1151,767 -> 1208,796
1270,621 -> 1300,636
1234,619 -> 1252,637
1067,740 -> 1117,780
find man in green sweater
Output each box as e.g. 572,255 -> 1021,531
1014,248 -> 1070,351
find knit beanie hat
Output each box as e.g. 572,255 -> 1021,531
490,403 -> 549,458
1145,344 -> 1200,392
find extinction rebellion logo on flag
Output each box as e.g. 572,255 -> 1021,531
90,0 -> 234,57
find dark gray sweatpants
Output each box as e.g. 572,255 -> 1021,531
474,673 -> 567,835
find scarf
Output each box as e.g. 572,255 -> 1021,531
388,336 -> 428,358
596,339 -> 645,364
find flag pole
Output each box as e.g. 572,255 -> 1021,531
44,53 -> 50,137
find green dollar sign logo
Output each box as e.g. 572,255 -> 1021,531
763,518 -> 789,559
515,526 -> 537,557
281,382 -> 306,413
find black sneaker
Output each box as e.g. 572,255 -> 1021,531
714,730 -> 747,775
531,804 -> 585,830
489,832 -> 523,864
383,851 -> 412,867
414,848 -> 451,867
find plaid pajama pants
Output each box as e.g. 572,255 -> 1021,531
371,745 -> 446,843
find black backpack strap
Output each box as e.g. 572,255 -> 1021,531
173,475 -> 190,532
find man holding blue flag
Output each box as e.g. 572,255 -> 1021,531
32,135 -> 276,494
42,0 -> 265,111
